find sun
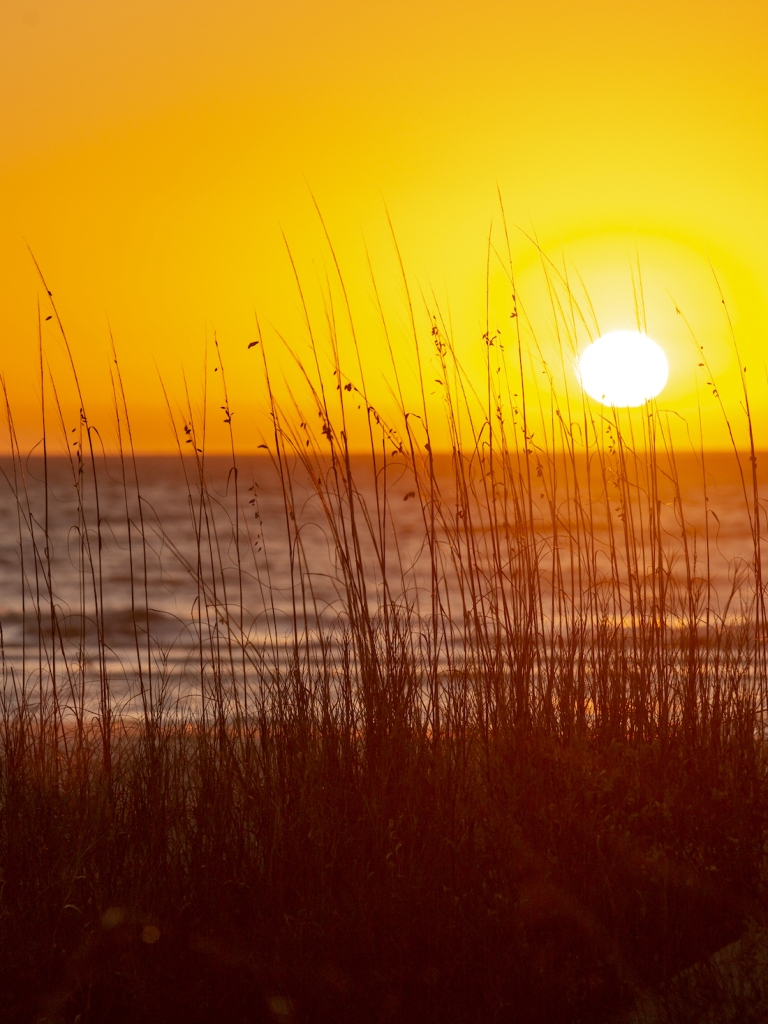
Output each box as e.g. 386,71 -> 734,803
577,330 -> 669,407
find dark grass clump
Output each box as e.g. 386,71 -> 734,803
1,706 -> 765,1023
1,244 -> 767,1023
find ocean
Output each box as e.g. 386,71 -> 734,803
0,451 -> 765,715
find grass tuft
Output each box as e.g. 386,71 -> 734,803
1,246 -> 767,1023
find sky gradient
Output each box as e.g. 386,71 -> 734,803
2,0 -> 767,451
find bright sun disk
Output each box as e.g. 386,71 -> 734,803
577,330 -> 669,407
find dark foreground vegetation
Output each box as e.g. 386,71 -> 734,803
2,701 -> 766,1024
1,249 -> 767,1022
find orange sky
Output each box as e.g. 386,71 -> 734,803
2,0 -> 767,453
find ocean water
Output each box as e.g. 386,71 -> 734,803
0,454 -> 427,708
0,451 -> 765,712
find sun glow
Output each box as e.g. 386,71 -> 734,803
577,330 -> 669,407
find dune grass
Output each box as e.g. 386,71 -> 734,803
0,245 -> 767,1023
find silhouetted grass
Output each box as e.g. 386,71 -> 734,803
0,243 -> 766,1023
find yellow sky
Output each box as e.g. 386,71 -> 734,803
2,0 -> 767,452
